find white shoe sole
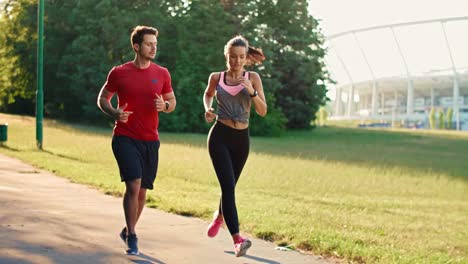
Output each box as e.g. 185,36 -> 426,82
235,240 -> 252,257
126,250 -> 139,256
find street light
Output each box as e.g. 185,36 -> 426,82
36,0 -> 44,149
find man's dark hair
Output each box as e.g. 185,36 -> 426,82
131,26 -> 158,51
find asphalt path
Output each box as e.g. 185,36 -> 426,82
0,153 -> 330,264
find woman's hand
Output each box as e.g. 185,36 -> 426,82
205,108 -> 217,123
238,77 -> 255,95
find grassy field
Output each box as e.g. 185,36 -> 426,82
0,113 -> 467,264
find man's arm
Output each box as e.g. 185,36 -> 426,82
97,86 -> 133,122
161,91 -> 176,113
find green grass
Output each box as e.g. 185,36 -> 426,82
1,113 -> 467,263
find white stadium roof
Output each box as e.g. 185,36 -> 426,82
322,16 -> 468,130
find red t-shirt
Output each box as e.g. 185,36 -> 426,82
104,62 -> 173,141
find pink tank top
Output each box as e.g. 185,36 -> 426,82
215,71 -> 252,124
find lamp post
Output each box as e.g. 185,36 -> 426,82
36,0 -> 44,149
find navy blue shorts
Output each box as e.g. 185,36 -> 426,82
111,135 -> 160,190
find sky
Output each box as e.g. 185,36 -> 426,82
309,0 -> 468,36
308,0 -> 468,90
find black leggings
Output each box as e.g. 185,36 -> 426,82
208,121 -> 249,235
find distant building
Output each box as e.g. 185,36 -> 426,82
326,17 -> 468,130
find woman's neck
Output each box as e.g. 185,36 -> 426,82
226,69 -> 244,79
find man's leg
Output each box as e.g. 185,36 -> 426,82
136,188 -> 147,223
135,139 -> 159,223
124,179 -> 141,235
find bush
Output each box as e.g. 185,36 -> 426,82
446,108 -> 453,129
249,105 -> 287,137
437,109 -> 444,129
316,106 -> 328,126
429,108 -> 436,129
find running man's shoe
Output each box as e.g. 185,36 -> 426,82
119,227 -> 127,245
207,214 -> 224,238
126,234 -> 139,255
234,237 -> 252,257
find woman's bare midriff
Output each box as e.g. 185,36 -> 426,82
217,119 -> 249,130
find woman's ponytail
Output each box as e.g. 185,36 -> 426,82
246,46 -> 266,66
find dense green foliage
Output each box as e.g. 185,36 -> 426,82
0,0 -> 328,135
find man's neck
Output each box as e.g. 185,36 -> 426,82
133,57 -> 151,69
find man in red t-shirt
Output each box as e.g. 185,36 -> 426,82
97,25 -> 176,255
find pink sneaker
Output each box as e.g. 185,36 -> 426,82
207,216 -> 224,238
234,237 -> 252,257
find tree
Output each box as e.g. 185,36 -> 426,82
159,0 -> 233,133
0,0 -> 329,135
159,0 -> 287,136
52,0 -> 171,121
0,0 -> 37,115
245,0 -> 329,129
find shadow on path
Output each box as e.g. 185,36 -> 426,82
224,251 -> 281,264
130,252 -> 166,264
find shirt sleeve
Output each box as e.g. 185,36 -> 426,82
103,67 -> 118,93
162,68 -> 173,94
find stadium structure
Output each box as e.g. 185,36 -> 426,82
325,17 -> 468,130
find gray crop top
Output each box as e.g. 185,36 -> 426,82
216,71 -> 252,124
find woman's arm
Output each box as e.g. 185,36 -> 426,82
242,72 -> 267,117
203,73 -> 219,122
